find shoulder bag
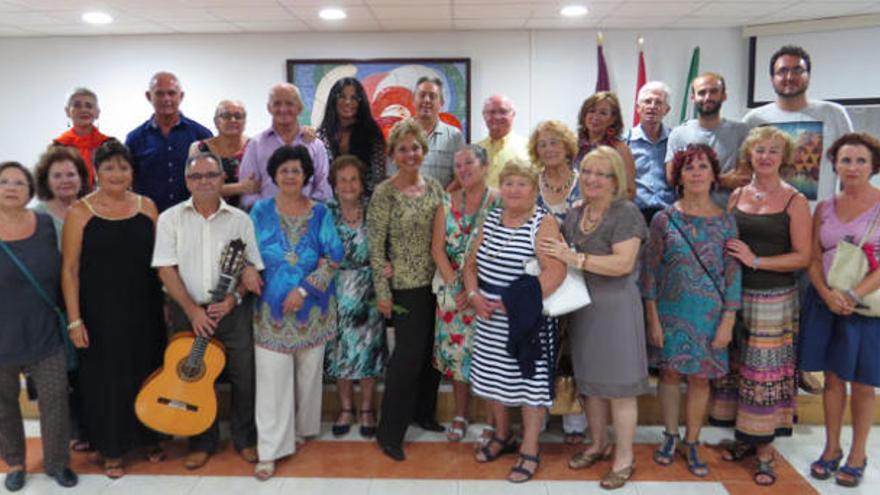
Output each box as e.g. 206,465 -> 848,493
827,205 -> 880,317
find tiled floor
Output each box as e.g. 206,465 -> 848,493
3,422 -> 879,494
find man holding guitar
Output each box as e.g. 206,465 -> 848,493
151,152 -> 264,469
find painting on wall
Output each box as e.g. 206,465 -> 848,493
286,58 -> 471,141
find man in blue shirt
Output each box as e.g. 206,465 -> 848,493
626,81 -> 673,225
126,72 -> 212,212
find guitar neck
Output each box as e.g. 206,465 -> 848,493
209,273 -> 237,304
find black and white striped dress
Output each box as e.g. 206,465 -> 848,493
469,207 -> 554,407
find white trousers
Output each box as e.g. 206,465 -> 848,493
255,344 -> 325,461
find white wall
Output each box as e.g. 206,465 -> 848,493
0,28 -> 749,166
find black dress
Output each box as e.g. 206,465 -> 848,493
77,199 -> 166,458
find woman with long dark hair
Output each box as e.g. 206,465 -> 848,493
318,77 -> 386,197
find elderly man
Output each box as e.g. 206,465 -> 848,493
744,45 -> 852,202
126,72 -> 213,212
665,72 -> 749,206
477,95 -> 528,188
626,81 -> 674,224
389,76 -> 463,188
152,153 -> 264,470
238,83 -> 331,208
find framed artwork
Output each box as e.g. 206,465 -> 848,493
286,58 -> 471,141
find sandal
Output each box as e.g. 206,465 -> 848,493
447,416 -> 468,442
477,426 -> 495,448
722,440 -> 756,462
103,459 -> 124,479
254,461 -> 275,481
508,452 -> 540,483
678,440 -> 709,477
754,456 -> 777,486
332,409 -> 355,437
359,410 -> 377,438
836,459 -> 868,487
564,431 -> 586,445
146,446 -> 166,463
475,435 -> 519,463
569,444 -> 613,470
600,462 -> 636,490
810,450 -> 843,480
70,440 -> 92,452
653,431 -> 679,466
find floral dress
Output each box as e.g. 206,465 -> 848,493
325,200 -> 386,379
433,190 -> 498,382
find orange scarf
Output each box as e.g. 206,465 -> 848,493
53,127 -> 108,187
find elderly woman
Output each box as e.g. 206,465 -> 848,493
368,118 -> 446,461
61,139 -> 166,479
714,126 -> 811,486
318,77 -> 386,196
52,87 -> 108,187
250,145 -> 343,479
33,146 -> 89,244
529,119 -> 586,444
431,144 -> 499,442
465,158 -> 565,483
541,146 -> 649,490
0,162 -> 78,491
641,144 -> 741,477
188,100 -> 251,207
574,92 -> 636,199
325,155 -> 386,438
800,133 -> 880,488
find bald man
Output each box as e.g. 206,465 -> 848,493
126,71 -> 212,211
238,83 -> 331,208
477,95 -> 528,188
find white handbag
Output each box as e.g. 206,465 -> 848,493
525,213 -> 591,316
827,208 -> 880,317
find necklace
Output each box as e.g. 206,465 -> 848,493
540,169 -> 574,195
340,203 -> 363,227
579,204 -> 606,234
751,180 -> 782,201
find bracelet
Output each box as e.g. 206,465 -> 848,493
67,319 -> 83,330
846,289 -> 863,305
575,252 -> 585,269
467,290 -> 477,301
296,287 -> 308,298
580,253 -> 589,271
752,256 -> 760,270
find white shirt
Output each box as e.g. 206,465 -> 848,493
152,198 -> 264,304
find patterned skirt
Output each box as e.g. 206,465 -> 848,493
709,285 -> 798,444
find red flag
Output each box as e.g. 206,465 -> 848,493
596,37 -> 610,92
633,43 -> 646,125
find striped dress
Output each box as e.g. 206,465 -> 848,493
469,207 -> 555,407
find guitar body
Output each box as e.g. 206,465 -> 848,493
135,333 -> 227,436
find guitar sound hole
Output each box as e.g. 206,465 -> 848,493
176,358 -> 206,382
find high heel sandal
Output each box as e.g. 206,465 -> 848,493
678,440 -> 709,477
652,431 -> 679,466
810,450 -> 843,480
359,410 -> 377,438
332,409 -> 355,437
836,458 -> 868,488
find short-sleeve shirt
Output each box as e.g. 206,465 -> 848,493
627,124 -> 673,211
125,113 -> 213,212
238,127 -> 333,208
665,118 -> 749,174
743,100 -> 853,202
562,199 -> 648,257
388,121 -> 463,188
152,198 -> 264,304
478,132 -> 529,188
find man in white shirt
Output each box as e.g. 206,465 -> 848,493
152,153 -> 264,469
744,45 -> 853,202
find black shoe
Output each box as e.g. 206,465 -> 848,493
49,467 -> 78,488
331,409 -> 354,437
416,419 -> 445,432
4,470 -> 25,492
377,440 -> 405,461
359,410 -> 377,438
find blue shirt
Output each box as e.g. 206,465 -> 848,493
627,124 -> 673,211
125,113 -> 213,212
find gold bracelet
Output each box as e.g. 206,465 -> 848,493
580,253 -> 589,271
67,319 -> 83,330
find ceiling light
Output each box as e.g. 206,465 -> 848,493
560,5 -> 589,17
319,8 -> 347,21
82,11 -> 113,25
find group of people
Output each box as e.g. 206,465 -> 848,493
1,43 -> 877,492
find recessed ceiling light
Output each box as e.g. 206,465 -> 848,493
319,8 -> 347,21
82,11 -> 113,25
560,5 -> 589,17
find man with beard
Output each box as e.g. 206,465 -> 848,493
625,81 -> 674,224
665,72 -> 749,207
743,45 -> 852,202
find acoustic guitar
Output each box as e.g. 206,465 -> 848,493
135,239 -> 247,436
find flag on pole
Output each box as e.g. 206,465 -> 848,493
678,46 -> 701,123
596,32 -> 610,92
633,37 -> 646,126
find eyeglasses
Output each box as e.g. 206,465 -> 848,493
218,112 -> 246,121
186,171 -> 223,181
0,178 -> 28,188
581,170 -> 615,179
774,67 -> 807,77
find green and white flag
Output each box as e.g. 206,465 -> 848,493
679,47 -> 700,123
